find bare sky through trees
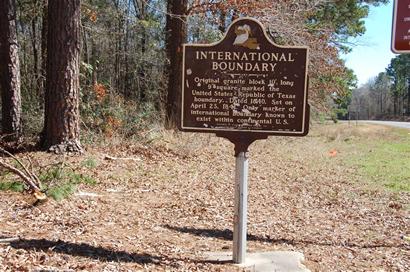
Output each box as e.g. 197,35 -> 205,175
343,1 -> 396,86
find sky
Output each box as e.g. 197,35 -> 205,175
343,1 -> 397,86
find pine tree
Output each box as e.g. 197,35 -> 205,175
42,0 -> 82,153
0,0 -> 22,141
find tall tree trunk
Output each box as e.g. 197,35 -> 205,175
398,93 -> 402,116
123,0 -> 131,97
39,0 -> 48,107
31,17 -> 39,94
219,11 -> 226,33
401,93 -> 404,116
407,79 -> 410,115
134,0 -> 147,102
165,0 -> 187,128
114,2 -> 124,95
42,0 -> 82,153
393,94 -> 398,116
138,25 -> 147,102
91,37 -> 98,85
0,0 -> 22,141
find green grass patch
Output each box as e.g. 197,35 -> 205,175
343,127 -> 410,192
1,164 -> 96,200
81,156 -> 99,169
0,181 -> 25,192
40,165 -> 97,201
46,182 -> 76,201
0,171 -> 25,193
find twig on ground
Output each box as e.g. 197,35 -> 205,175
103,154 -> 141,161
0,159 -> 41,191
0,147 -> 46,200
0,148 -> 41,185
0,237 -> 20,244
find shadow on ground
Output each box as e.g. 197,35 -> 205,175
9,238 -> 232,265
10,238 -> 162,264
163,224 -> 406,249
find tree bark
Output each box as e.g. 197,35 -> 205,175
91,36 -> 98,85
219,11 -> 226,33
134,0 -> 147,102
113,1 -> 124,95
31,17 -> 39,94
165,0 -> 187,128
0,0 -> 22,140
138,25 -> 147,102
407,79 -> 410,115
393,94 -> 398,116
42,0 -> 82,153
39,0 -> 48,106
123,0 -> 131,98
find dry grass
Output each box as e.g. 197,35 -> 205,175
312,122 -> 394,142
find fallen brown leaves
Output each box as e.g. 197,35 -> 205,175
0,124 -> 409,271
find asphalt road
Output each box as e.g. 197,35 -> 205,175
355,120 -> 410,130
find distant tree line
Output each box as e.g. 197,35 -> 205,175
0,0 -> 389,152
347,54 -> 410,120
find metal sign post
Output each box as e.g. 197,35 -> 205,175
233,149 -> 248,263
226,136 -> 261,264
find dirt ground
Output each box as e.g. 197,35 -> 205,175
1,123 -> 409,271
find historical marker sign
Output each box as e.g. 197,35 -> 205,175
392,0 -> 410,53
181,17 -> 309,137
179,18 -> 310,264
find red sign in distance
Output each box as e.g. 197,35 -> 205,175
392,0 -> 410,53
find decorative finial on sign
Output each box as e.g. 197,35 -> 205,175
233,24 -> 260,50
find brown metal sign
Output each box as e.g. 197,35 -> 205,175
180,18 -> 309,137
392,0 -> 410,53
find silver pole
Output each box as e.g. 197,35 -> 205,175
233,151 -> 248,264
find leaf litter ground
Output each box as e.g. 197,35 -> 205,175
0,123 -> 409,271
